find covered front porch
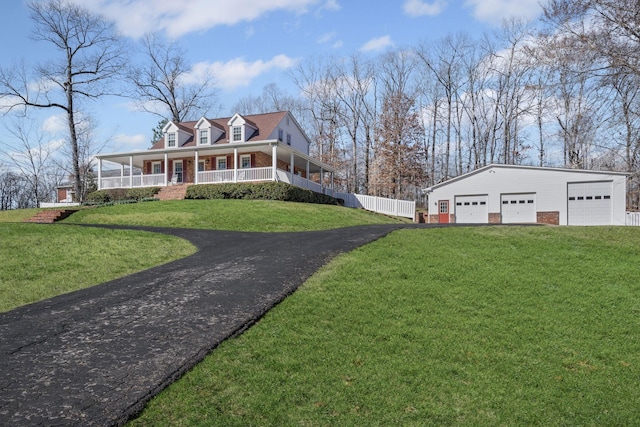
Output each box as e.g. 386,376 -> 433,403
96,140 -> 335,195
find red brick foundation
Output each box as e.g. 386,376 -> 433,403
428,214 -> 439,223
489,212 -> 501,224
537,211 -> 559,225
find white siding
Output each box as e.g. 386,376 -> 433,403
427,165 -> 627,226
264,113 -> 310,154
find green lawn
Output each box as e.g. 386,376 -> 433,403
0,223 -> 196,312
130,226 -> 640,426
0,208 -> 42,223
63,199 -> 408,231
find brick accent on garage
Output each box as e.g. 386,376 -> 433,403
537,211 -> 559,225
489,213 -> 501,224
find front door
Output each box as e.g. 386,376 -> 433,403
438,200 -> 449,224
173,160 -> 183,183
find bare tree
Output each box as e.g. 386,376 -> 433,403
231,83 -> 303,116
542,0 -> 640,76
0,0 -> 125,202
129,33 -> 217,123
0,165 -> 31,210
0,119 -> 56,207
417,35 -> 466,179
291,56 -> 347,185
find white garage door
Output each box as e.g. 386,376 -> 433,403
568,181 -> 612,225
501,193 -> 536,223
455,195 -> 488,223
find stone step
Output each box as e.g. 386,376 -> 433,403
24,209 -> 78,224
155,185 -> 189,201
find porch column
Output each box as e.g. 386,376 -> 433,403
129,155 -> 133,188
290,152 -> 295,183
120,164 -> 125,187
194,151 -> 199,184
330,171 -> 334,194
97,158 -> 102,190
164,153 -> 168,186
272,143 -> 277,181
320,167 -> 324,192
233,147 -> 238,183
305,160 -> 310,189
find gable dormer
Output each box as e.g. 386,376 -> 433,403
194,117 -> 224,145
162,121 -> 192,149
227,113 -> 257,143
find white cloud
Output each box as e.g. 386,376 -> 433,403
403,0 -> 447,17
321,0 -> 341,11
75,0 -> 325,38
42,114 -> 67,134
317,30 -> 343,49
185,55 -> 298,90
360,35 -> 393,52
113,133 -> 148,150
317,31 -> 337,44
464,0 -> 546,25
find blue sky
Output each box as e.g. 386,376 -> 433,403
0,0 -> 546,155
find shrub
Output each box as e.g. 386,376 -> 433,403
126,187 -> 161,201
84,187 -> 160,205
186,182 -> 339,205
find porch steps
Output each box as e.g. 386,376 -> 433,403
24,209 -> 77,224
155,184 -> 189,201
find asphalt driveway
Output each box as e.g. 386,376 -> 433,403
0,224 -> 421,426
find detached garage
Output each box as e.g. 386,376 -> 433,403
424,164 -> 628,226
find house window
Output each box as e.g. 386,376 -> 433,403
286,133 -> 291,145
232,126 -> 242,142
278,128 -> 283,141
198,160 -> 205,172
152,161 -> 162,174
168,133 -> 176,147
199,129 -> 208,145
217,157 -> 227,170
240,154 -> 251,169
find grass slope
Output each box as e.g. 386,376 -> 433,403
64,199 -> 408,231
130,226 -> 640,426
0,224 -> 196,312
0,208 -> 42,223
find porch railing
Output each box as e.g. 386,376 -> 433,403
99,167 -> 333,196
197,169 -> 234,183
627,211 -> 640,226
100,174 -> 166,189
236,167 -> 272,182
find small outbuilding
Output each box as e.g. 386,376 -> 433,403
424,164 -> 628,226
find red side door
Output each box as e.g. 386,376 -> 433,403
438,200 -> 449,224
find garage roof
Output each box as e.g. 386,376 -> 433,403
423,164 -> 629,192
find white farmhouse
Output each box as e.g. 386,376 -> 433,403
424,164 -> 628,226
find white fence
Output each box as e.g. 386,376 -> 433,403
627,212 -> 640,226
334,192 -> 416,220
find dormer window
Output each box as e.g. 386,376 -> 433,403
232,126 -> 242,142
168,133 -> 176,147
199,129 -> 208,145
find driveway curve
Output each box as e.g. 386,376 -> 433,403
0,223 -> 424,426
